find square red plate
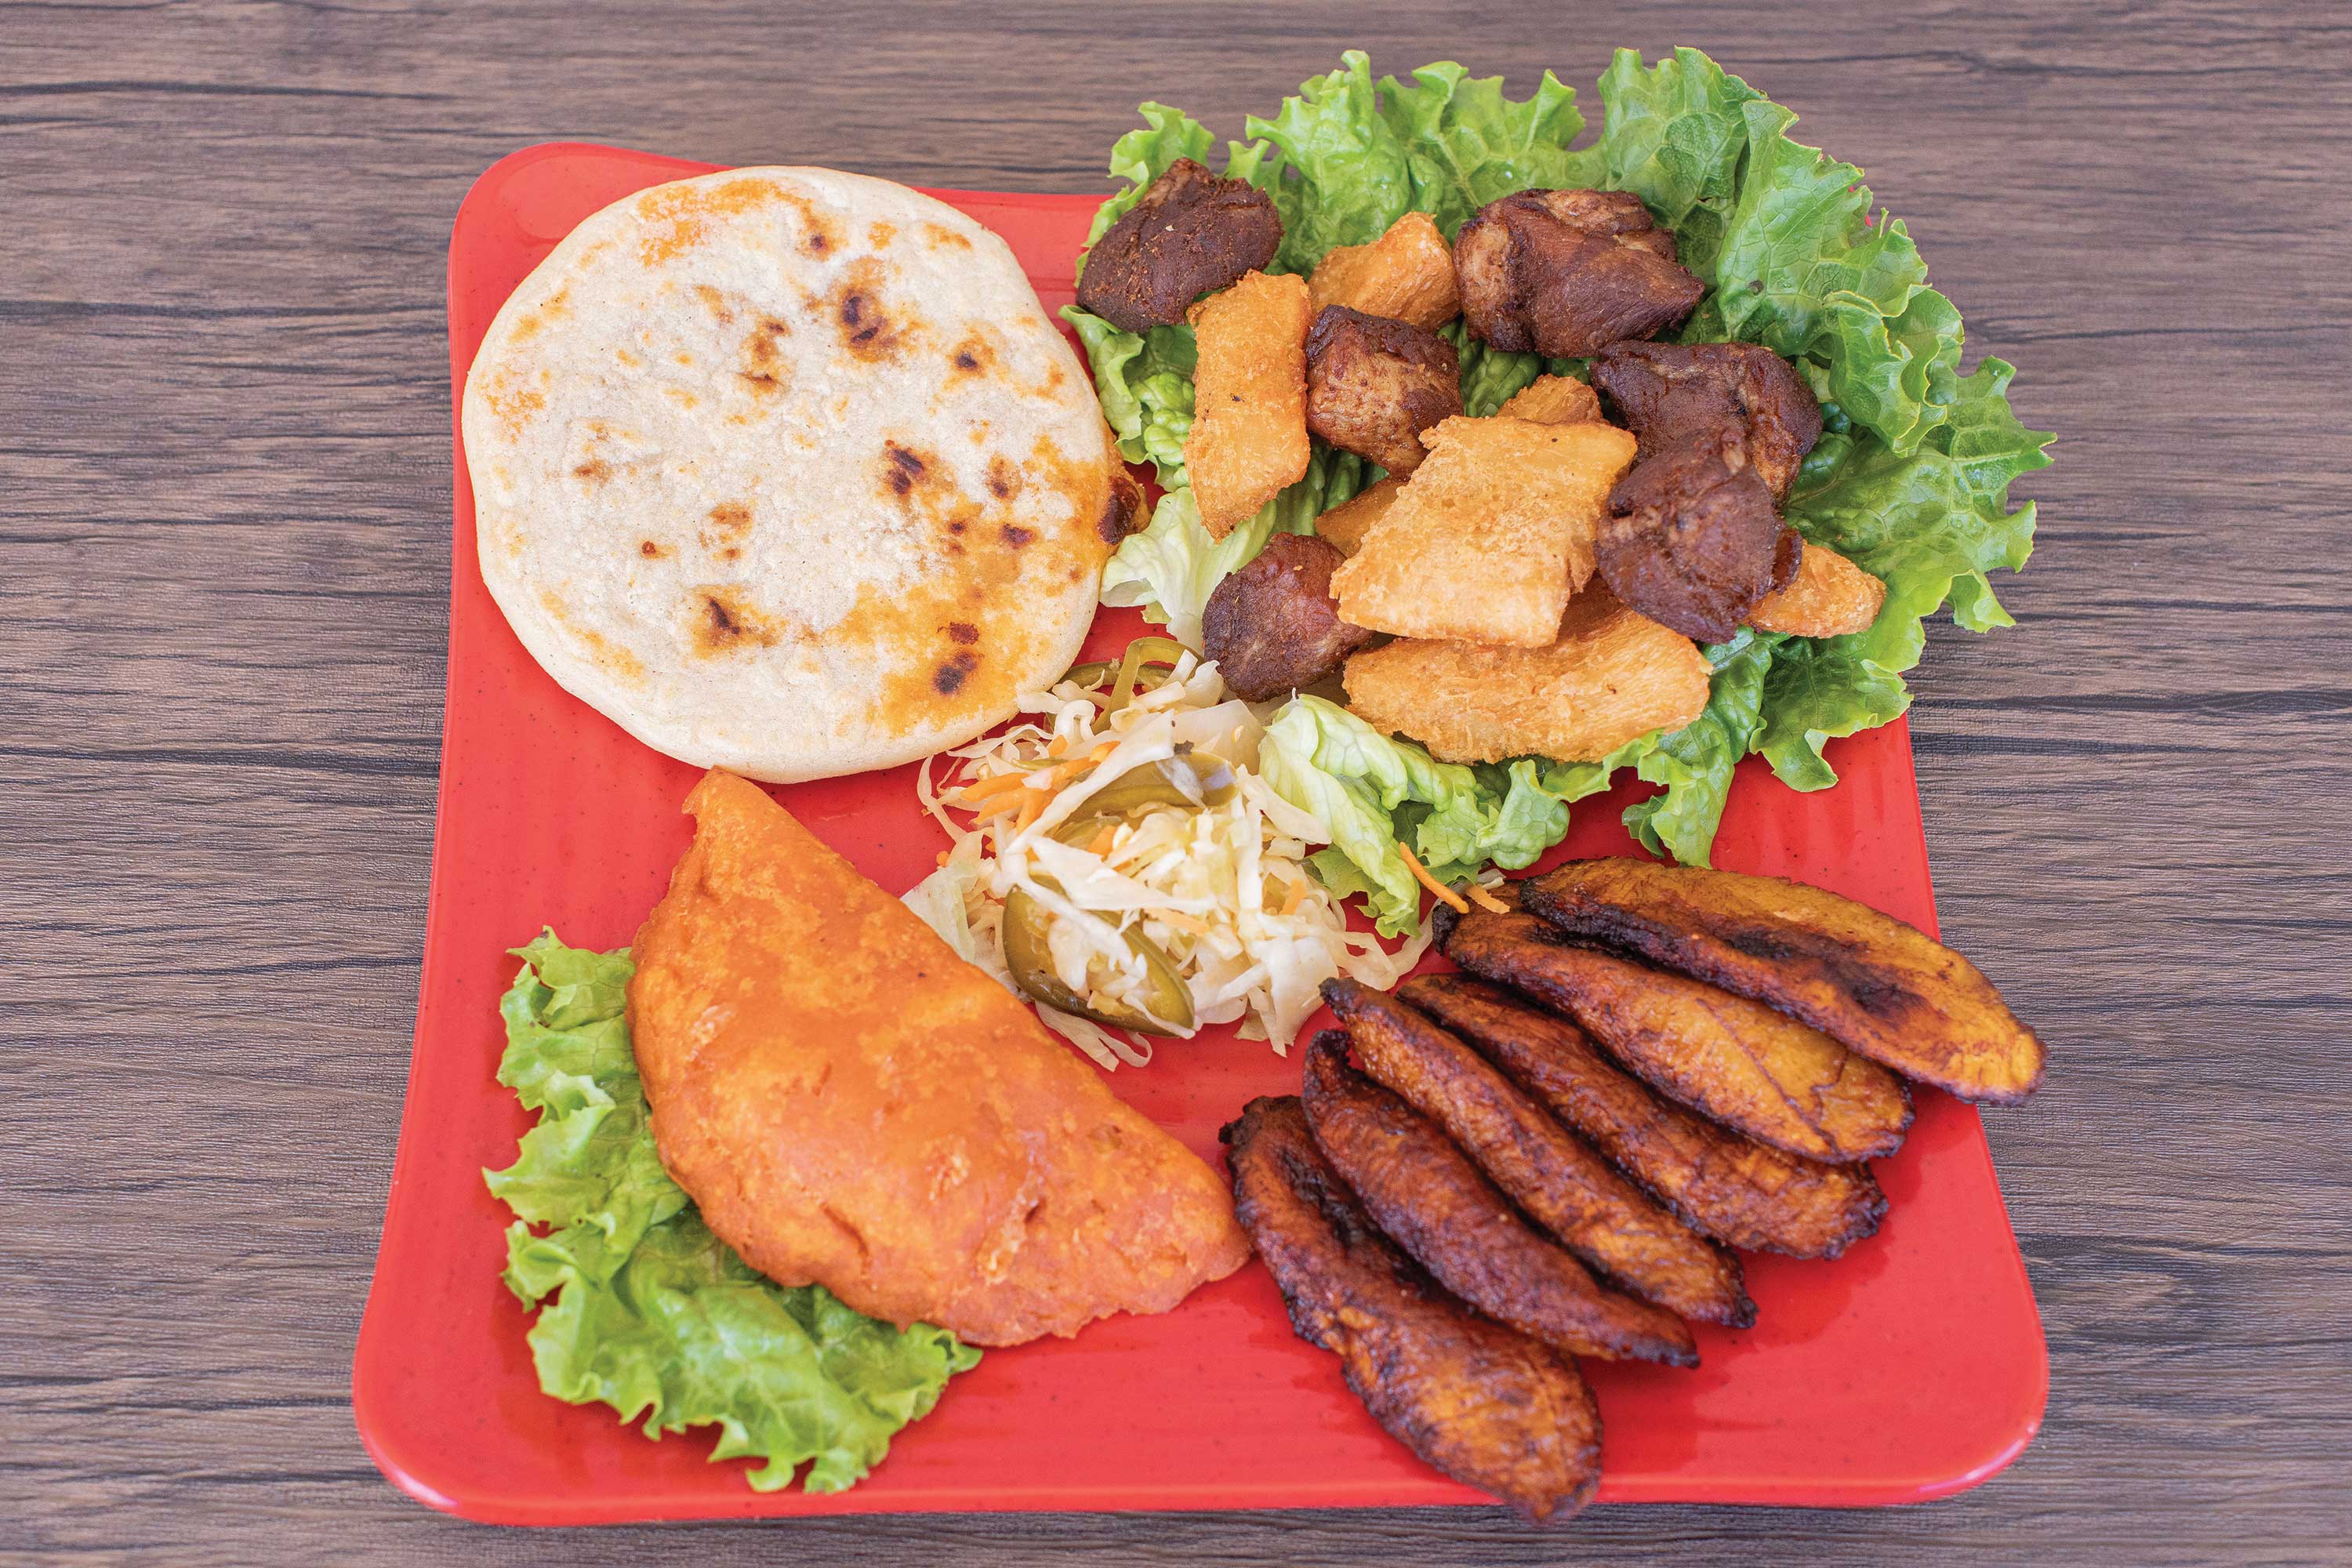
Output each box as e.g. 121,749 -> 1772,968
352,143 -> 2046,1524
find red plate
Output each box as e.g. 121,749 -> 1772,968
352,143 -> 2046,1523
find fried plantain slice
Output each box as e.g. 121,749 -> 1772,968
1301,1031 -> 1698,1366
1436,900 -> 1911,1163
1524,859 -> 2049,1104
1221,1095 -> 1602,1523
1322,978 -> 1754,1327
1400,974 -> 1886,1258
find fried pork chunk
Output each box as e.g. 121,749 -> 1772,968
1184,269 -> 1313,536
1200,532 -> 1374,701
1307,211 -> 1461,331
1330,416 -> 1638,648
1589,339 -> 1825,642
1301,1032 -> 1697,1367
1304,306 -> 1463,474
1455,189 -> 1703,358
1342,587 -> 1711,765
1592,339 -> 1823,503
1221,1095 -> 1602,1524
1074,158 -> 1283,334
1524,858 -> 2051,1104
1402,971 -> 1887,1259
1323,978 -> 1754,1327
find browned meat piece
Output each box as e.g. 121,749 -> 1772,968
1400,973 -> 1887,1259
1433,898 -> 1912,1164
1300,1032 -> 1698,1367
1592,340 -> 1823,503
1523,858 -> 2051,1104
1200,532 -> 1375,701
1303,306 -> 1463,474
1221,1095 -> 1602,1523
1075,158 -> 1283,334
1322,978 -> 1754,1327
1454,189 -> 1703,358
1598,426 -> 1795,643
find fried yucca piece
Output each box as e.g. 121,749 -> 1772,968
1524,858 -> 2050,1104
1312,476 -> 1403,557
1342,588 -> 1711,764
1436,900 -> 1913,1164
1330,416 -> 1639,647
1748,542 -> 1887,637
1306,211 -> 1461,332
1496,373 -> 1602,426
1185,269 -> 1312,537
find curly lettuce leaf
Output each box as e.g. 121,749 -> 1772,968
1078,102 -> 1221,259
485,933 -> 978,1494
1062,308 -> 1194,486
1621,631 -> 1778,865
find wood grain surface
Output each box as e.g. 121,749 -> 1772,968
5,2 -> 2348,1563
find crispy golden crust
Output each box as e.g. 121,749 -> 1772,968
1400,973 -> 1887,1258
1496,373 -> 1603,426
1220,1095 -> 1601,1523
1312,476 -> 1403,557
1341,587 -> 1711,764
1524,859 -> 2049,1104
1436,900 -> 1912,1163
1322,979 -> 1754,1327
1301,1033 -> 1698,1366
1329,416 -> 1639,647
628,770 -> 1250,1346
1748,541 -> 1887,637
1305,210 -> 1461,332
1185,270 -> 1312,537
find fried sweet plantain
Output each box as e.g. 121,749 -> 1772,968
1184,269 -> 1313,537
1523,859 -> 2049,1103
1221,1095 -> 1602,1523
1301,1032 -> 1698,1366
1436,899 -> 1911,1163
1400,973 -> 1886,1258
1322,978 -> 1754,1327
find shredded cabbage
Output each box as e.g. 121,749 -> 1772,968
902,652 -> 1428,1068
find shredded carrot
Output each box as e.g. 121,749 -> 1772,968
1279,882 -> 1308,917
936,849 -> 951,868
1155,910 -> 1215,938
1086,823 -> 1119,855
951,770 -> 1031,805
1397,842 -> 1470,915
967,793 -> 1027,822
1046,732 -> 1070,757
1014,791 -> 1047,834
1465,882 -> 1510,914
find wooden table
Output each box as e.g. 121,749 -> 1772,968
8,2 -> 2347,1562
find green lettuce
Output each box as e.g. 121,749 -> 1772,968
485,933 -> 978,1494
1072,48 -> 2049,887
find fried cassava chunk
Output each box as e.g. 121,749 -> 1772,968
1221,1095 -> 1602,1523
1312,475 -> 1403,557
1329,415 -> 1638,647
1074,158 -> 1283,334
1455,189 -> 1702,358
1200,532 -> 1374,701
1524,859 -> 2050,1104
1400,972 -> 1887,1258
1342,586 -> 1710,765
1184,270 -> 1312,536
1304,305 -> 1462,474
1307,210 -> 1461,331
1748,541 -> 1886,637
1497,373 -> 1603,426
1301,1032 -> 1698,1367
1323,978 -> 1754,1327
1436,899 -> 1911,1163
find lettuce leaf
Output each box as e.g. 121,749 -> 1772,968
485,933 -> 978,1494
1062,309 -> 1195,486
